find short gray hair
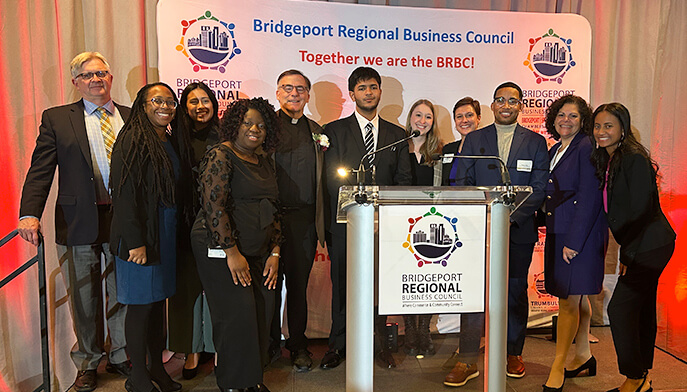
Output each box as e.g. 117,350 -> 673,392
69,52 -> 111,78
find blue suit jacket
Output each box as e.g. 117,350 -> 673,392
457,123 -> 549,244
545,132 -> 606,251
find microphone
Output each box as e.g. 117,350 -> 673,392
356,130 -> 420,185
431,153 -> 515,205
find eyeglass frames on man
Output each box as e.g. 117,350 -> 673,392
75,70 -> 110,80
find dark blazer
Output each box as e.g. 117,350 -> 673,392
280,115 -> 326,246
545,133 -> 606,251
19,99 -> 131,246
323,113 -> 412,234
606,151 -> 675,264
441,140 -> 461,185
109,128 -> 183,265
457,123 -> 549,244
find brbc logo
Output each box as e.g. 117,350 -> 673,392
176,10 -> 241,73
402,207 -> 462,268
523,29 -> 576,84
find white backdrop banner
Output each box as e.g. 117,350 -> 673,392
157,0 -> 591,335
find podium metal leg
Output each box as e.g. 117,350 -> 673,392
346,204 -> 375,392
485,202 -> 509,392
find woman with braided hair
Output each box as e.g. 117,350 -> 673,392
110,82 -> 194,392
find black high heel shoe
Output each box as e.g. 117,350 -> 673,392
564,356 -> 596,378
542,379 -> 565,392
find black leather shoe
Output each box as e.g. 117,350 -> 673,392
320,350 -> 344,369
105,360 -> 131,377
290,349 -> 313,372
564,355 -> 596,378
74,370 -> 97,392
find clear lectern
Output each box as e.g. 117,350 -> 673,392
336,185 -> 533,392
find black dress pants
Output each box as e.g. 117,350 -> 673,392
507,241 -> 536,356
192,224 -> 275,389
608,241 -> 674,379
326,228 -> 347,352
278,206 -> 318,351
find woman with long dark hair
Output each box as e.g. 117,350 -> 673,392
110,82 -> 193,392
591,103 -> 675,392
167,82 -> 219,378
541,95 -> 607,392
191,98 -> 282,392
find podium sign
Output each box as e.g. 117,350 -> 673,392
378,204 -> 486,315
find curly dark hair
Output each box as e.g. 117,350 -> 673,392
112,82 -> 194,223
590,102 -> 658,190
218,98 -> 280,153
544,95 -> 593,140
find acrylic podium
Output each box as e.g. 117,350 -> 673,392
335,185 -> 533,392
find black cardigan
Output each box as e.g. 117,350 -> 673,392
606,151 -> 675,265
109,129 -> 185,265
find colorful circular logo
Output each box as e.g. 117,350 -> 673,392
176,10 -> 241,73
402,207 -> 462,267
523,29 -> 576,84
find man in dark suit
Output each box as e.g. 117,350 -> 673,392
454,82 -> 548,381
321,66 -> 412,369
18,52 -> 131,391
271,69 -> 326,372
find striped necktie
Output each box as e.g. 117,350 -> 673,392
364,122 -> 375,166
96,107 -> 115,161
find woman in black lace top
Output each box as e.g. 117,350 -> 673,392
190,98 -> 282,392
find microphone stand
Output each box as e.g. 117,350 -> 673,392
352,130 -> 420,204
433,153 -> 516,205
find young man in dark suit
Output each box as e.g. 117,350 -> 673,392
449,82 -> 548,384
18,52 -> 131,391
271,69 -> 326,372
321,66 -> 412,369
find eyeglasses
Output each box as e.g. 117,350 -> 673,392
76,70 -> 110,80
279,84 -> 308,94
494,97 -> 521,107
149,97 -> 178,109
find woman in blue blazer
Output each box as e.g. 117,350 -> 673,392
592,103 -> 675,392
542,95 -> 608,392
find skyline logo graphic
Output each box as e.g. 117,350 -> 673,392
523,28 -> 576,84
402,207 -> 462,267
176,10 -> 241,73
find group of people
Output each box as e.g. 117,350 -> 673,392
16,51 -> 674,392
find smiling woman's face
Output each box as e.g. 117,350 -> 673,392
410,103 -> 434,136
186,88 -> 214,128
145,85 -> 176,132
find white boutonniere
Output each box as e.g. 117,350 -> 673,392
313,133 -> 330,151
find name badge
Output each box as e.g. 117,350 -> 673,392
516,160 -> 533,172
207,248 -> 226,258
442,153 -> 455,164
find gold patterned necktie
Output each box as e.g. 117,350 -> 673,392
96,107 -> 115,160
